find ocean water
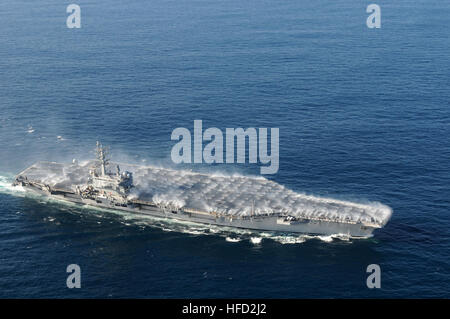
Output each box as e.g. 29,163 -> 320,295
0,0 -> 449,298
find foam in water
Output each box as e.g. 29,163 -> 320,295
250,237 -> 262,244
225,237 -> 242,242
0,175 -> 25,194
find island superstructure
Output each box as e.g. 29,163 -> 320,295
12,142 -> 392,237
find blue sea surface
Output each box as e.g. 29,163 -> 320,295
0,0 -> 449,298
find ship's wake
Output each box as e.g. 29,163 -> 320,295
0,174 -> 25,195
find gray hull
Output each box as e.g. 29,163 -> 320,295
20,182 -> 377,237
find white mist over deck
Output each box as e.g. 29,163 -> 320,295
17,161 -> 392,226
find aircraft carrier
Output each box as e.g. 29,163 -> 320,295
12,142 -> 392,237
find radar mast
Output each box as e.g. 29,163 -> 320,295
96,141 -> 109,176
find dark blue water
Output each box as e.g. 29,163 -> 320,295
1,0 -> 449,298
